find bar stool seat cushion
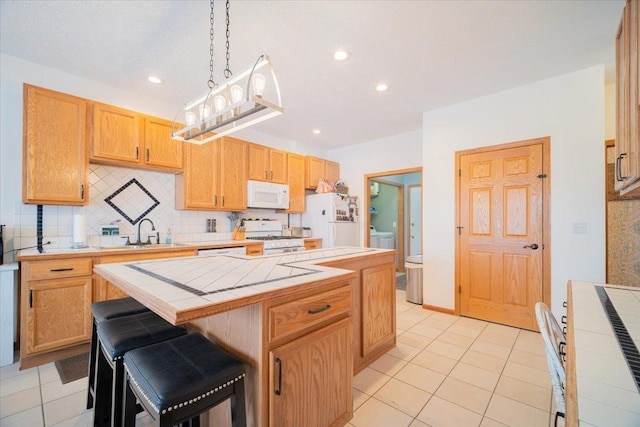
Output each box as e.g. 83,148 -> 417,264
97,311 -> 187,361
124,333 -> 245,415
91,297 -> 149,323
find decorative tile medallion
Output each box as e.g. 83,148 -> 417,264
104,178 -> 160,225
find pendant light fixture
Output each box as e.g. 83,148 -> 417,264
172,0 -> 283,145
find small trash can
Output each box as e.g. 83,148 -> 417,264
405,255 -> 423,304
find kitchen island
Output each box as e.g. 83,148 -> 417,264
94,247 -> 396,427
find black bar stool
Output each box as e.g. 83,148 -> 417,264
87,297 -> 150,409
94,311 -> 187,427
123,333 -> 247,427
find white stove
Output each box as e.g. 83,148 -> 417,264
243,220 -> 305,254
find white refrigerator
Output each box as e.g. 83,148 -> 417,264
302,193 -> 360,248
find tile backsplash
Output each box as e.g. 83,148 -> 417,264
4,164 -> 300,261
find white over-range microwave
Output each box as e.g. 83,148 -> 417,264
247,180 -> 290,209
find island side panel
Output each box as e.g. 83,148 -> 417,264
321,251 -> 397,373
187,303 -> 266,427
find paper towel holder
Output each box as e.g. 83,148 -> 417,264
71,214 -> 89,249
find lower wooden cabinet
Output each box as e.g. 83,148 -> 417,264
21,258 -> 93,364
269,318 -> 352,427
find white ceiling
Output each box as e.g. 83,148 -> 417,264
0,0 -> 625,150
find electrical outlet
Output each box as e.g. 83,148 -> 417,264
572,222 -> 587,234
392,222 -> 397,228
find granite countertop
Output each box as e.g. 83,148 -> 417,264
94,247 -> 393,324
17,240 -> 259,260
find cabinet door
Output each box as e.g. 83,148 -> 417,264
361,264 -> 395,356
91,102 -> 142,164
219,137 -> 248,210
270,318 -> 352,427
305,156 -> 325,189
616,2 -> 640,193
176,142 -> 217,209
248,143 -> 270,181
326,160 -> 340,185
27,277 -> 92,354
286,153 -> 305,213
23,84 -> 89,205
143,116 -> 183,170
269,149 -> 288,184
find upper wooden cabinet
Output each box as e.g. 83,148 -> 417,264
176,136 -> 248,210
304,156 -> 340,189
248,143 -> 287,183
615,0 -> 640,196
143,116 -> 183,170
326,160 -> 340,185
90,102 -> 183,172
286,153 -> 305,213
23,84 -> 89,205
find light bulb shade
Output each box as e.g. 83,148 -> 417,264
230,84 -> 243,103
198,103 -> 211,121
172,54 -> 283,145
252,73 -> 266,97
184,111 -> 197,126
213,95 -> 227,111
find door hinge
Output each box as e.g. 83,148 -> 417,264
29,290 -> 33,308
456,226 -> 464,235
537,173 -> 548,179
459,169 -> 462,177
458,285 -> 461,293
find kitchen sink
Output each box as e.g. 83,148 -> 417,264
94,243 -> 188,250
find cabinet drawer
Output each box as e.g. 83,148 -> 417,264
269,286 -> 352,343
25,258 -> 93,281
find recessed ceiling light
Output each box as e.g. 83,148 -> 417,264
148,75 -> 164,84
334,50 -> 350,61
313,129 -> 321,135
376,83 -> 388,92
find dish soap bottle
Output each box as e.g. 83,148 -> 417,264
165,228 -> 172,244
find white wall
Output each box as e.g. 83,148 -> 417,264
422,65 -> 606,318
328,130 -> 423,245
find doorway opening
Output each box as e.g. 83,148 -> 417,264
364,167 -> 422,273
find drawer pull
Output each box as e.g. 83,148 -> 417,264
275,357 -> 282,395
50,267 -> 74,272
308,304 -> 331,315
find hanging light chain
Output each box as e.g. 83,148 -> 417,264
224,0 -> 232,78
208,0 -> 215,88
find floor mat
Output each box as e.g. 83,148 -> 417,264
396,273 -> 406,291
55,352 -> 89,384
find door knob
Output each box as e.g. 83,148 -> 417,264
523,243 -> 539,250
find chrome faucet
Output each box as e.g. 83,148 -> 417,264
135,218 -> 156,245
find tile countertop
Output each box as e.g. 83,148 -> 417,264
17,240 -> 258,260
567,280 -> 640,426
94,247 -> 393,324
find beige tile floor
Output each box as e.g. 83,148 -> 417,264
0,289 -> 559,427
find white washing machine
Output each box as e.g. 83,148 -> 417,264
370,226 -> 395,249
369,232 -> 380,248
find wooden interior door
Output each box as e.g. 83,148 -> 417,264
459,142 -> 545,330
